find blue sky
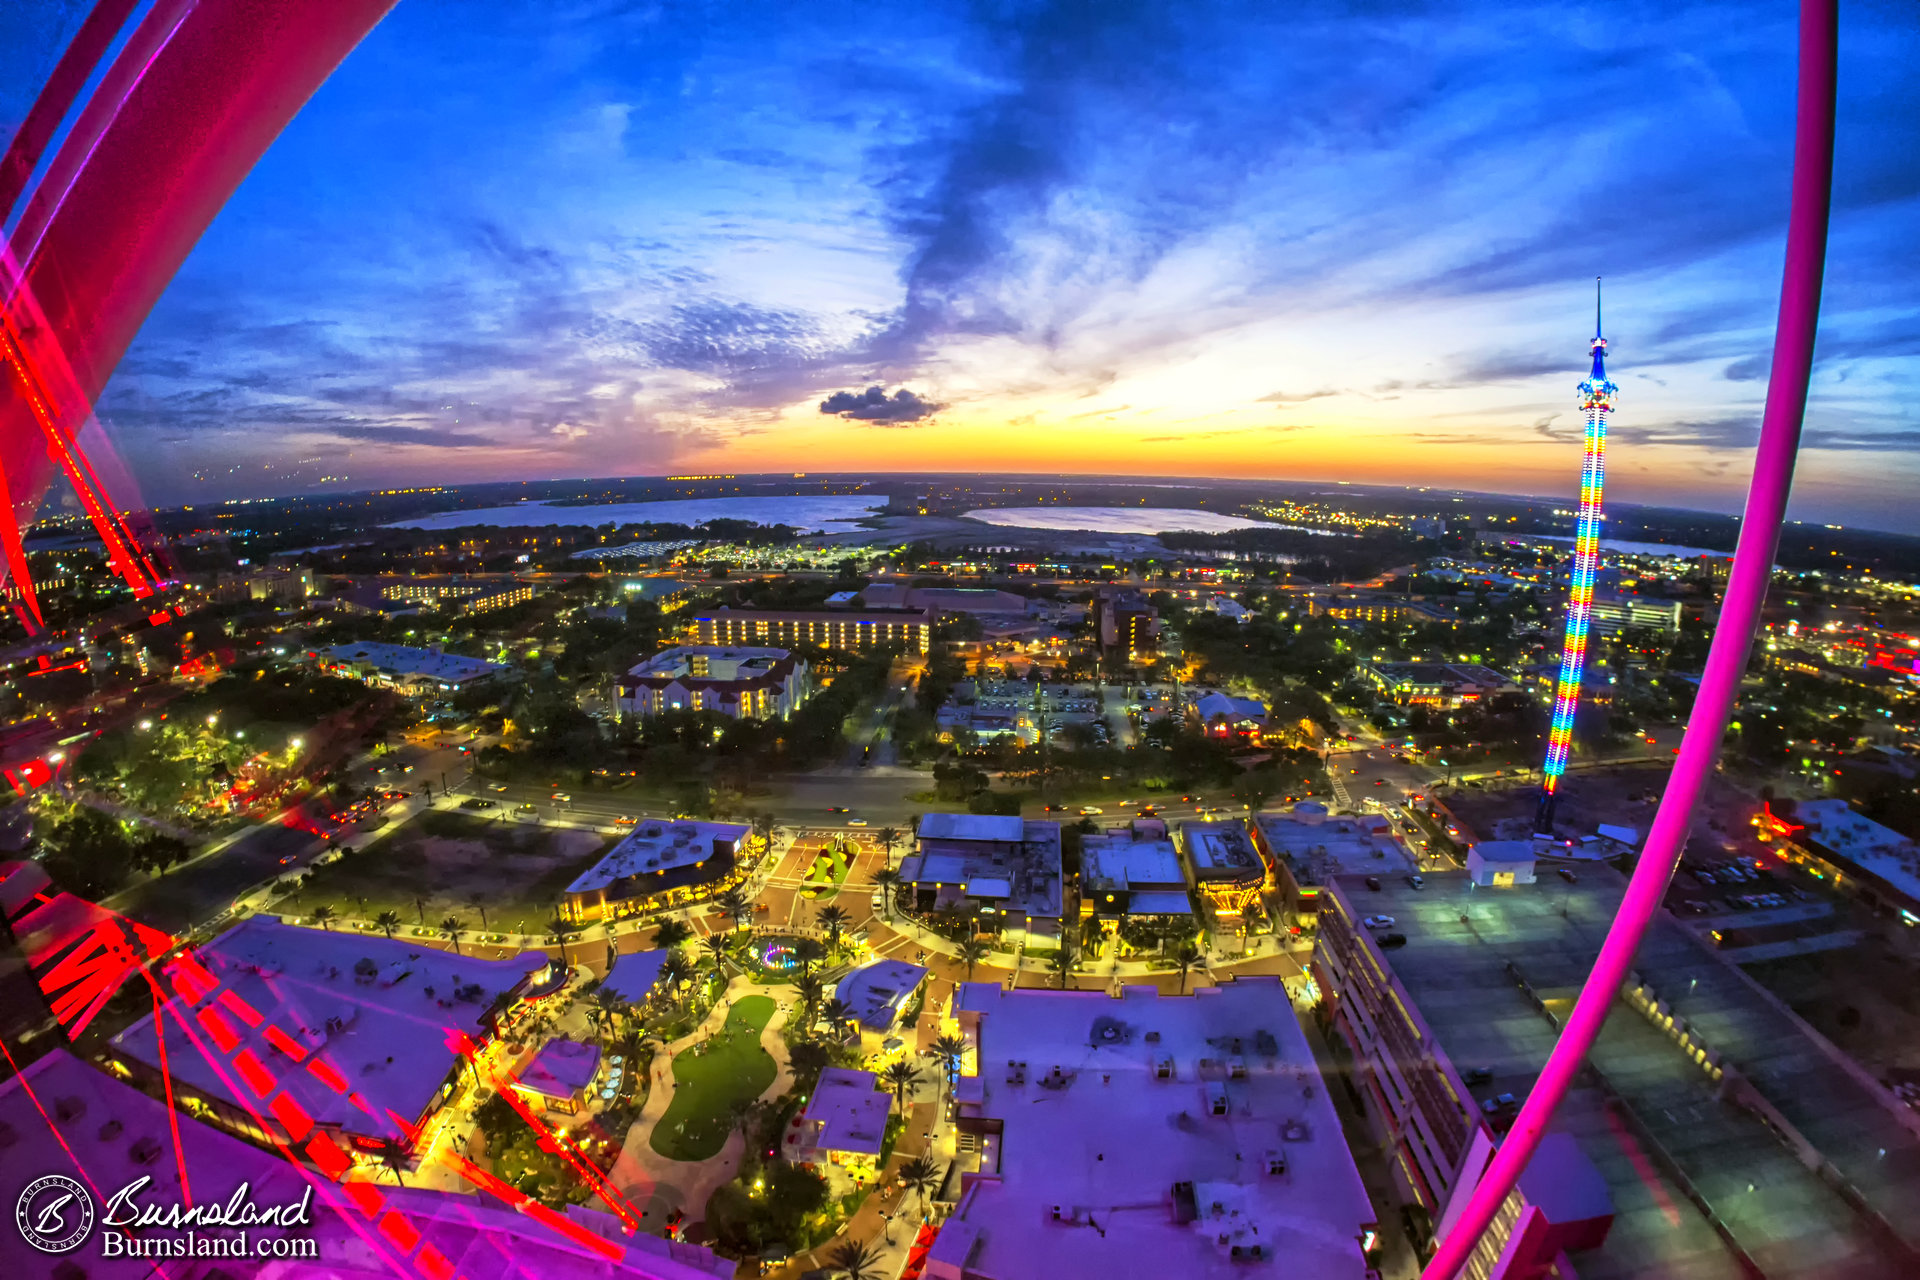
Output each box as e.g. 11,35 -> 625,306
6,0 -> 1919,528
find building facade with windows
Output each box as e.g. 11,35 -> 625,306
615,645 -> 809,720
691,607 -> 931,654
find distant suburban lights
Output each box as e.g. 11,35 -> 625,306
1537,280 -> 1617,832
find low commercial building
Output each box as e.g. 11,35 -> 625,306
939,979 -> 1377,1279
1755,798 -> 1920,921
691,606 -> 931,654
315,640 -> 510,694
1313,868 -> 1920,1277
1253,809 -> 1413,917
1465,840 -> 1538,887
110,917 -> 552,1154
615,645 -> 809,720
512,1038 -> 601,1115
1080,825 -> 1195,925
379,575 -> 535,613
1175,820 -> 1270,919
602,948 -> 673,1005
786,1066 -> 891,1174
1363,661 -> 1519,708
900,814 -> 1064,938
835,960 -> 930,1047
1193,690 -> 1267,739
560,820 -> 751,924
1588,595 -> 1682,637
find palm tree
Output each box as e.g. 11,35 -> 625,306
703,933 -> 731,982
714,888 -> 749,930
373,909 -> 402,940
955,938 -> 989,982
653,918 -> 692,950
374,1137 -> 410,1187
816,904 -> 850,954
870,868 -> 901,920
793,936 -> 825,976
794,971 -> 825,1028
1172,939 -> 1202,995
440,915 -> 465,955
546,914 -> 582,967
930,1032 -> 966,1108
659,951 -> 696,1008
877,826 -> 900,865
827,1236 -> 886,1280
1047,945 -> 1075,990
591,987 -> 626,1037
880,1059 -> 921,1113
897,1153 -> 943,1221
310,904 -> 336,931
820,996 -> 856,1040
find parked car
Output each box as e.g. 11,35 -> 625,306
1377,932 -> 1408,950
1556,867 -> 1578,883
1365,876 -> 1383,891
1363,915 -> 1396,929
1406,874 -> 1425,890
460,798 -> 495,810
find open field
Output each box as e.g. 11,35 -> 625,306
279,809 -> 614,934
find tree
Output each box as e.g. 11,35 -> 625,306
546,914 -> 582,967
1046,945 -> 1075,990
870,868 -> 901,920
877,826 -> 900,864
881,1059 -> 922,1114
714,888 -> 749,930
440,915 -> 465,955
793,936 -> 825,975
660,951 -> 696,1007
310,904 -> 336,931
820,997 -> 856,1039
930,1033 -> 966,1107
1173,939 -> 1202,995
897,1153 -> 943,1220
795,972 -> 824,1028
373,910 -> 402,940
703,933 -> 732,981
591,987 -> 626,1037
955,938 -> 989,982
653,918 -> 692,950
827,1236 -> 887,1280
816,904 -> 850,953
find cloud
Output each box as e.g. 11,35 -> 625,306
818,385 -> 943,423
1722,354 -> 1769,382
1257,388 -> 1338,405
550,423 -> 589,442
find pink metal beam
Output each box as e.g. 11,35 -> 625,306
1420,1 -> 1838,1275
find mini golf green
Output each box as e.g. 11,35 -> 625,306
805,844 -> 850,888
648,995 -> 778,1162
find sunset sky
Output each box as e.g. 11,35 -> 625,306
6,0 -> 1919,527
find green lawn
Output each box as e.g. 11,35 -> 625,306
805,844 -> 850,885
648,995 -> 778,1162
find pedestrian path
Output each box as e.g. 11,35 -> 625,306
604,976 -> 798,1234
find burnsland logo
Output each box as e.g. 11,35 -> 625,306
15,1175 -> 95,1255
15,1174 -> 316,1260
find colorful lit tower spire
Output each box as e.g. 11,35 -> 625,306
1536,279 -> 1617,833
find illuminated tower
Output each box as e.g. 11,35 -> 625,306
1536,280 -> 1617,833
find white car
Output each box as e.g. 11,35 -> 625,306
1079,806 -> 1104,816
1363,915 -> 1396,929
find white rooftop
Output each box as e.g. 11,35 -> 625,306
112,916 -> 548,1140
946,979 -> 1374,1280
1084,832 -> 1187,893
564,820 -> 750,895
919,813 -> 1026,843
836,960 -> 929,1030
1797,799 -> 1920,904
321,641 -> 507,685
1253,814 -> 1411,881
800,1067 -> 891,1156
1179,820 -> 1265,879
1469,839 -> 1538,865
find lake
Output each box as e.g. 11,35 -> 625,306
385,495 -> 887,533
963,506 -> 1333,536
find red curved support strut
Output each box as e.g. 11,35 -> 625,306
1422,2 -> 1838,1275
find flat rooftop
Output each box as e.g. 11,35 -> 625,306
1254,813 -> 1412,882
801,1067 -> 891,1156
1178,820 -> 1264,879
603,948 -> 670,1003
564,820 -> 749,895
947,978 -> 1373,1280
1083,831 -> 1186,893
320,641 -> 508,684
902,818 -> 1064,920
1337,869 -> 1920,1278
112,917 -> 548,1140
515,1038 -> 601,1099
919,813 -> 1026,843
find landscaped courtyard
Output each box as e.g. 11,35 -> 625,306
649,994 -> 778,1161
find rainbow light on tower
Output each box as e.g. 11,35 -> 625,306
1536,279 -> 1617,833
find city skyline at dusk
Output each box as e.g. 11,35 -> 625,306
5,0 -> 1918,527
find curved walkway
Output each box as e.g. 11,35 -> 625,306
605,974 -> 799,1233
